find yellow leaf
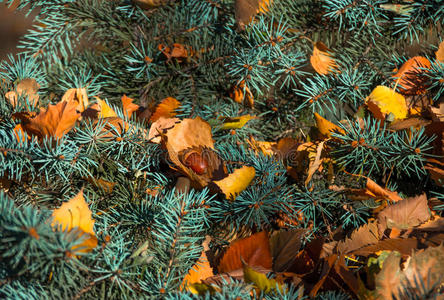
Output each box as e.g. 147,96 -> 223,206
95,97 -> 117,118
436,40 -> 444,62
51,190 -> 98,253
314,113 -> 344,137
188,283 -> 216,295
366,86 -> 408,120
243,263 -> 283,294
61,88 -> 89,113
305,141 -> 325,187
220,115 -> 256,130
212,166 -> 255,201
310,42 -> 339,75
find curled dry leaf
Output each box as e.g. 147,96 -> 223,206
366,85 -> 408,120
5,78 -> 40,108
51,189 -> 98,254
158,43 -> 189,61
14,100 -> 80,139
310,42 -> 339,75
148,117 -> 180,143
218,231 -> 272,273
393,56 -> 431,95
314,113 -> 344,138
230,80 -> 254,107
212,166 -> 255,201
61,88 -> 89,113
305,140 -> 325,187
150,97 -> 181,123
161,117 -> 227,189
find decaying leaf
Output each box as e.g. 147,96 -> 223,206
5,78 -> 40,108
393,56 -> 431,95
51,190 -> 98,253
212,166 -> 255,201
310,42 -> 339,75
366,85 -> 408,120
218,231 -> 272,273
150,97 -> 181,123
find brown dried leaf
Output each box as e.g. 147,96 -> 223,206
336,221 -> 380,254
270,229 -> 306,272
377,194 -> 431,235
5,78 -> 40,107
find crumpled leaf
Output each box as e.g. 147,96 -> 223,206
310,42 -> 339,75
218,231 -> 272,273
212,166 -> 255,201
377,194 -> 430,235
148,117 -> 180,143
14,100 -> 81,139
366,85 -> 408,120
219,115 -> 256,130
305,140 -> 325,187
51,189 -> 98,253
158,44 -> 189,61
150,97 -> 181,123
393,56 -> 431,95
5,78 -> 40,108
230,80 -> 254,107
314,113 -> 344,137
61,88 -> 89,113
243,263 -> 283,294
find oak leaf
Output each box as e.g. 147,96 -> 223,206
51,190 -> 98,253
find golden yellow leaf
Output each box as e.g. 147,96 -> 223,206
310,42 -> 339,75
212,166 -> 255,201
181,248 -> 214,293
366,86 -> 408,120
51,190 -> 98,253
436,40 -> 444,62
219,115 -> 256,130
95,97 -> 117,118
314,113 -> 344,137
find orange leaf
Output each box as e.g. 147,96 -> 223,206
218,231 -> 272,273
235,0 -> 273,28
51,190 -> 98,253
310,42 -> 339,75
393,56 -> 431,95
230,80 -> 254,108
150,97 -> 181,123
121,95 -> 139,118
366,177 -> 402,202
436,40 -> 444,62
5,78 -> 40,108
16,101 -> 80,139
314,113 -> 344,137
181,238 -> 214,292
